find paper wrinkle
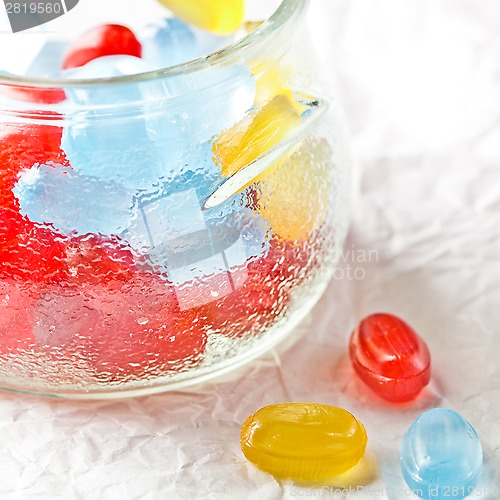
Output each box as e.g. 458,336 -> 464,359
1,0 -> 499,498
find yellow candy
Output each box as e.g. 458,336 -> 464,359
240,403 -> 368,482
213,95 -> 332,242
257,139 -> 332,242
212,94 -> 302,187
156,0 -> 244,35
254,66 -> 295,108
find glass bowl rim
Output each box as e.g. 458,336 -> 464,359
0,0 -> 308,89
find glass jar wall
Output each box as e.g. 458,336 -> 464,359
0,0 -> 350,397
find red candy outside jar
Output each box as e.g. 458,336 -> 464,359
349,313 -> 431,402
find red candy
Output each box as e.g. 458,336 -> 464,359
0,209 -> 67,282
198,240 -> 311,338
349,313 -> 431,402
0,122 -> 68,283
0,279 -> 38,356
34,275 -> 207,380
0,120 -> 67,210
63,234 -> 136,285
91,276 -> 207,379
0,84 -> 65,105
62,24 -> 142,70
0,121 -> 69,355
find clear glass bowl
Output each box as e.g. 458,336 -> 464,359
0,0 -> 350,398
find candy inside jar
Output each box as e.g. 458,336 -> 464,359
0,0 -> 350,396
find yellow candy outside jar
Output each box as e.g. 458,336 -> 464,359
240,403 -> 368,482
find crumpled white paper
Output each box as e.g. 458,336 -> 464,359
0,0 -> 499,498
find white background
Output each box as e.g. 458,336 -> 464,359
0,0 -> 500,498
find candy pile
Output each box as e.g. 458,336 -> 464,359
0,1 -> 330,381
240,314 -> 484,499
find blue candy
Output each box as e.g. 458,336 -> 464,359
164,65 -> 256,143
401,408 -> 483,499
59,55 -> 177,191
141,18 -> 197,69
123,142 -> 269,309
57,55 -> 165,105
59,56 -> 255,189
61,117 -> 170,191
14,163 -> 132,237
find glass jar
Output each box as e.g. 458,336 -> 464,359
0,0 -> 350,397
